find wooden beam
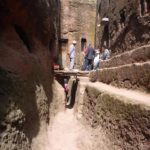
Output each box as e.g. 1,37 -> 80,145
54,70 -> 89,77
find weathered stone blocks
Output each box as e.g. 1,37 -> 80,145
90,62 -> 150,92
82,84 -> 150,150
100,45 -> 150,68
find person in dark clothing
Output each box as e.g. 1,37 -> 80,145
85,44 -> 95,70
81,46 -> 88,71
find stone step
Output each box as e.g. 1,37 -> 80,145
81,81 -> 150,149
100,45 -> 150,69
89,61 -> 150,92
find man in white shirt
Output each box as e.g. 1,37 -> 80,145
68,40 -> 77,70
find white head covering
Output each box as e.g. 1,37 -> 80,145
72,40 -> 77,44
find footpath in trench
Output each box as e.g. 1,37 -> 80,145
47,108 -> 93,150
47,75 -> 150,150
46,77 -> 112,150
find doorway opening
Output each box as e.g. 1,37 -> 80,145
101,24 -> 109,48
139,0 -> 150,16
120,8 -> 126,28
140,0 -> 145,16
146,0 -> 150,13
81,38 -> 87,51
59,38 -> 68,69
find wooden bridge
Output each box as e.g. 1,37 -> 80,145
54,70 -> 89,77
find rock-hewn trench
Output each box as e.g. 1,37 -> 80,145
49,78 -> 117,150
0,0 -> 150,150
51,76 -> 150,150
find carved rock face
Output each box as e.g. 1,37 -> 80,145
60,0 -> 96,68
0,0 -> 59,44
96,0 -> 150,53
0,1 -> 60,149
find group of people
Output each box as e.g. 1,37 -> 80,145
93,45 -> 110,70
65,40 -> 110,107
68,40 -> 110,71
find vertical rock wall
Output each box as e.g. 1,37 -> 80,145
80,85 -> 150,150
60,0 -> 96,69
0,0 -> 60,149
96,0 -> 150,54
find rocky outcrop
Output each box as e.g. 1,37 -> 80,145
0,0 -> 60,149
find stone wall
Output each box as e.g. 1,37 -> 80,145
96,0 -> 150,54
0,0 -> 60,149
81,84 -> 150,150
60,0 -> 96,69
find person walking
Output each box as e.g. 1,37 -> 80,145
68,40 -> 77,70
85,43 -> 95,70
63,78 -> 69,106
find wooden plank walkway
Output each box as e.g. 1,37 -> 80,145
54,70 -> 89,77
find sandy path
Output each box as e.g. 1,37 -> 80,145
47,109 -> 92,150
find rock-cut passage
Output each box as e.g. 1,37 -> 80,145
48,78 -> 125,150
47,109 -> 93,150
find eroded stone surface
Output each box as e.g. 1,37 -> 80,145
100,45 -> 150,68
96,0 -> 150,54
82,82 -> 150,150
0,0 -> 60,149
90,62 -> 150,92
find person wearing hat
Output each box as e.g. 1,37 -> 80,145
68,40 -> 77,70
93,49 -> 100,70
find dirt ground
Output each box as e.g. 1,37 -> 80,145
46,77 -> 150,150
46,78 -> 113,150
47,109 -> 93,150
46,107 -> 114,150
